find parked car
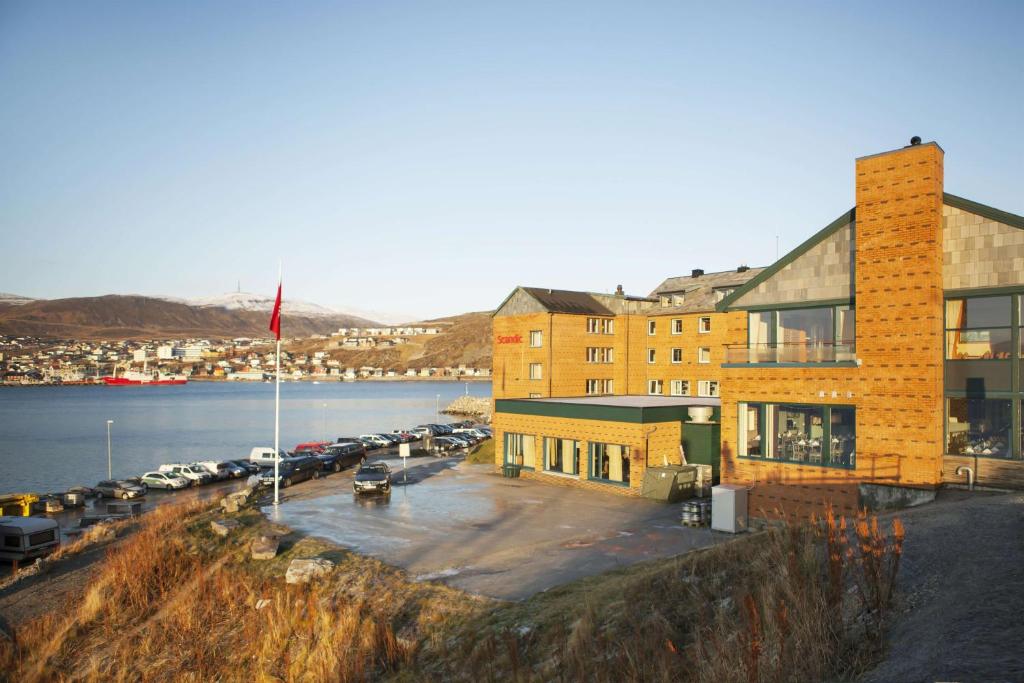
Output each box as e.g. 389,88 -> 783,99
192,461 -> 235,481
248,447 -> 291,468
259,456 -> 321,488
376,433 -> 402,446
390,430 -> 417,443
290,441 -> 331,456
356,436 -> 382,451
228,459 -> 261,475
141,471 -> 189,490
431,437 -> 461,453
158,464 -> 214,486
0,516 -> 60,563
353,463 -> 391,495
122,476 -> 149,494
359,434 -> 392,449
96,480 -> 145,499
317,441 -> 366,472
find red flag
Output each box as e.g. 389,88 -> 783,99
269,281 -> 282,340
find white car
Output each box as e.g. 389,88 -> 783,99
158,464 -> 213,486
141,471 -> 189,490
359,434 -> 392,448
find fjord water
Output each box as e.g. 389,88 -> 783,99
0,380 -> 491,493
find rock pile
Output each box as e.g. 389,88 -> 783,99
442,395 -> 491,422
285,558 -> 335,584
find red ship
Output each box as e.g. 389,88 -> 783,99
102,364 -> 188,386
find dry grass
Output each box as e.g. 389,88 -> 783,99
412,507 -> 906,683
0,501 -> 904,683
463,440 -> 495,465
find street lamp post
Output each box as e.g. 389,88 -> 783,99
106,419 -> 114,479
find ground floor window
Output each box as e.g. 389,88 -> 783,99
504,432 -> 537,468
590,442 -> 630,484
586,378 -> 614,395
648,379 -> 663,395
946,398 -> 1013,458
544,437 -> 580,475
738,402 -> 855,468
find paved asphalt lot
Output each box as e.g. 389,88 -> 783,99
266,454 -> 725,600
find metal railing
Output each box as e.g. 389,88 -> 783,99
725,342 -> 856,364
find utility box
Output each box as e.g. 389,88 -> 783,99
711,484 -> 748,533
641,466 -> 697,503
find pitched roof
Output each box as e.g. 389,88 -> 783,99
716,193 -> 1024,312
520,287 -> 616,315
648,268 -> 766,314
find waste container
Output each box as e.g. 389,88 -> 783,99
501,464 -> 522,479
641,465 -> 697,502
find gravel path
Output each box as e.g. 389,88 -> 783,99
859,489 -> 1024,683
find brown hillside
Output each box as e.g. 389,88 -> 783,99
0,295 -> 377,340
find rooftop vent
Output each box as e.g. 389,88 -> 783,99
737,265 -> 750,273
691,269 -> 704,278
910,135 -> 922,146
615,284 -> 624,296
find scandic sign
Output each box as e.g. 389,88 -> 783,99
496,334 -> 523,344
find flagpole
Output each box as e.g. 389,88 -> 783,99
273,262 -> 282,506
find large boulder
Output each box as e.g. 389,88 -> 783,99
220,496 -> 240,514
250,535 -> 279,560
210,519 -> 240,537
285,558 -> 335,585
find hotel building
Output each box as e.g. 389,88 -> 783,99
492,139 -> 1023,512
491,269 -> 761,494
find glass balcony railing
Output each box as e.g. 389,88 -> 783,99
725,342 -> 857,364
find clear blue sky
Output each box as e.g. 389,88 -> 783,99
2,1 -> 1022,320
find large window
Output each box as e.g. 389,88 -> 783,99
504,433 -> 537,469
587,318 -> 614,334
945,296 -> 1013,360
739,305 -> 855,363
544,437 -> 580,475
586,347 -> 613,363
590,443 -> 630,484
946,398 -> 1012,459
586,378 -> 613,395
738,403 -> 855,468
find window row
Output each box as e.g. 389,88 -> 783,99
586,347 -> 614,363
945,295 -> 1021,360
648,317 -> 712,336
587,317 -> 615,334
737,403 -> 856,468
504,434 -> 631,484
649,379 -> 718,397
585,378 -> 614,395
744,305 -> 855,363
946,397 -> 1020,459
648,347 -> 711,364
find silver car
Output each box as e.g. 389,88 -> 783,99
140,471 -> 189,490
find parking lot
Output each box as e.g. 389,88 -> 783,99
266,454 -> 726,600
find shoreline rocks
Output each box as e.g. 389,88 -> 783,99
442,396 -> 492,422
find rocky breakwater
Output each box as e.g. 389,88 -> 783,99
442,395 -> 492,422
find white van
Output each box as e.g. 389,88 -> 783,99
0,516 -> 60,564
158,464 -> 212,486
248,447 -> 290,468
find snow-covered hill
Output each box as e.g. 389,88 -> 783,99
0,292 -> 35,306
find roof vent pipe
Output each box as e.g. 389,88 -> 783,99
691,269 -> 704,278
615,284 -> 624,296
909,135 -> 922,146
737,265 -> 750,273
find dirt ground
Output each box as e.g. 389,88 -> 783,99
859,489 -> 1024,683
